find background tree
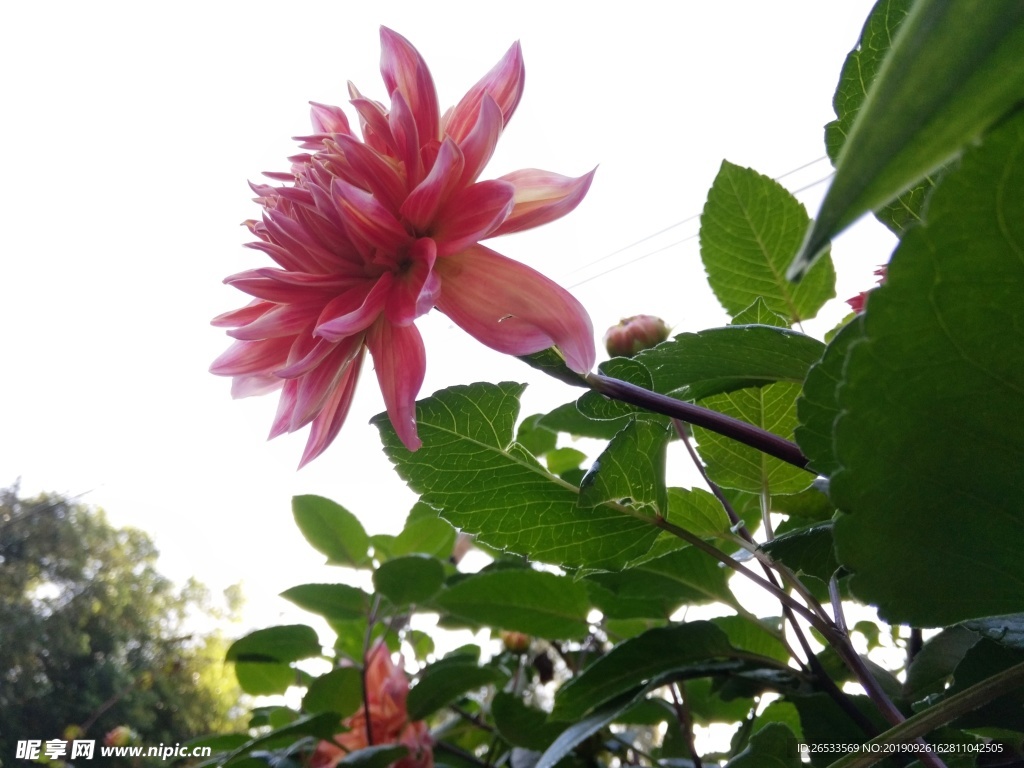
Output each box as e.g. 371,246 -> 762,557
0,484 -> 245,763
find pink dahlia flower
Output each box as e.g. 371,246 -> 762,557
211,28 -> 596,466
846,265 -> 887,313
311,643 -> 432,768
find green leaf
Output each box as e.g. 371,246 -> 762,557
516,413 -> 558,457
545,446 -> 587,476
701,160 -> 835,322
435,569 -> 590,639
551,622 -> 734,721
963,614 -> 1024,651
824,0 -> 938,234
219,712 -> 343,766
537,689 -> 650,768
904,626 -> 981,700
491,692 -> 567,751
390,504 -> 456,559
628,547 -> 736,607
373,555 -> 444,606
635,325 -> 825,402
539,401 -> 631,440
280,584 -> 370,622
227,624 -> 322,663
725,723 -> 800,768
750,701 -> 804,742
789,693 -> 887,768
831,112 -> 1024,625
292,495 -> 370,568
761,523 -> 839,584
579,419 -> 671,513
576,357 -> 655,420
406,659 -> 506,720
946,639 -> 1024,732
792,1 -> 1024,275
517,347 -> 589,388
338,745 -> 410,768
302,667 -> 363,717
693,383 -> 813,494
233,661 -> 295,696
731,297 -> 790,328
664,486 -> 731,540
373,383 -> 661,571
794,318 -> 863,477
711,615 -> 789,663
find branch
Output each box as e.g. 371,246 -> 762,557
585,373 -> 810,470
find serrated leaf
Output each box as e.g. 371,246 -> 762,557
792,0 -> 1024,274
227,624 -> 322,663
627,547 -> 736,607
538,401 -> 631,440
280,584 -> 370,622
292,495 -> 369,568
701,161 -> 835,322
794,318 -> 863,477
373,383 -> 661,571
372,555 -> 445,606
435,569 -> 589,639
761,523 -> 839,584
824,0 -> 938,234
551,622 -> 734,721
576,356 -> 655,420
579,419 -> 670,513
731,297 -> 790,328
694,383 -> 814,494
635,325 -> 825,402
406,659 -> 506,720
302,667 -> 363,717
831,112 -> 1024,625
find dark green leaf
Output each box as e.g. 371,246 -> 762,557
435,569 -> 589,639
538,401 -> 631,440
339,745 -> 409,768
628,547 -> 736,607
576,357 -> 655,421
794,318 -> 863,477
904,626 -> 981,700
635,325 -> 825,402
725,722 -> 800,768
220,713 -> 343,766
491,692 -> 567,751
406,660 -> 505,720
761,523 -> 839,584
768,485 -> 834,522
280,584 -> 370,622
831,113 -> 1024,625
545,447 -> 587,476
390,506 -> 456,559
302,667 -> 363,718
750,701 -> 803,742
824,0 -> 938,234
792,1 -> 1024,274
731,297 -> 790,328
579,419 -> 670,513
292,495 -> 369,568
537,689 -> 649,768
694,383 -> 814,494
711,616 -> 789,663
789,693 -> 888,768
551,622 -> 734,721
227,624 -> 322,663
963,614 -> 1024,651
373,383 -> 661,571
701,160 -> 835,322
682,676 -> 754,726
517,348 -> 589,388
516,413 -> 558,457
946,639 -> 1024,732
373,555 -> 444,606
233,661 -> 295,696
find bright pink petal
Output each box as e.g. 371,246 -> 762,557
379,27 -> 440,146
457,95 -> 503,186
315,273 -> 393,341
400,139 -> 464,232
210,337 -> 293,376
366,320 -> 425,451
435,244 -> 595,373
310,101 -> 352,136
231,374 -> 283,398
490,168 -> 596,237
332,134 -> 407,214
433,180 -> 515,256
444,42 -> 524,144
289,337 -> 364,431
388,90 -> 425,188
331,178 -> 411,255
299,348 -> 366,468
385,238 -> 439,326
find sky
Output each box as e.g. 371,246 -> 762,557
1,1 -> 891,632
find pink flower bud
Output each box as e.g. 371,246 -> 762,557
604,315 -> 671,357
500,630 -> 532,653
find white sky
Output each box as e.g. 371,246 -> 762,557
1,2 -> 891,631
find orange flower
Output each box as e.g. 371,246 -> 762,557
312,643 -> 432,768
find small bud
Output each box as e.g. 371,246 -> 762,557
104,726 -> 137,747
500,630 -> 531,653
604,315 -> 671,357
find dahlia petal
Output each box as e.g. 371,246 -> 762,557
310,101 -> 352,136
224,269 -> 341,304
457,95 -> 503,186
435,244 -> 595,373
299,348 -> 366,468
211,301 -> 271,329
433,180 -> 515,257
315,273 -> 393,341
331,178 -> 411,255
385,238 -> 438,326
210,337 -> 293,376
226,302 -> 321,341
388,90 -> 425,188
289,337 -> 364,431
444,42 -> 524,144
380,27 -> 440,147
332,133 -> 407,213
490,168 -> 597,237
348,86 -> 393,155
367,320 -> 425,451
400,139 -> 464,232
232,374 -> 284,399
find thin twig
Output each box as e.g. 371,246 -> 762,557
670,682 -> 704,768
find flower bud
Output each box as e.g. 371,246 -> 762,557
604,315 -> 670,357
500,630 -> 532,653
104,726 -> 136,747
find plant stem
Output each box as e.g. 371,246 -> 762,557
585,373 -> 810,470
824,661 -> 1024,768
670,683 -> 703,768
